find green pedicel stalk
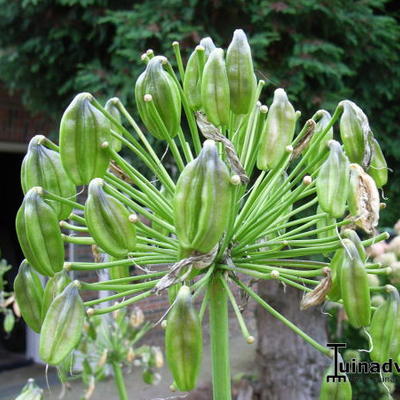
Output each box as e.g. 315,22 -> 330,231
209,273 -> 232,400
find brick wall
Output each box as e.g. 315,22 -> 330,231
0,84 -> 53,145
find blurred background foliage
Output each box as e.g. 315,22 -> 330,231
0,0 -> 399,224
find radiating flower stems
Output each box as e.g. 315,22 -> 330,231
69,213 -> 86,225
60,221 -> 89,232
103,183 -> 175,233
220,276 -> 254,343
235,279 -> 332,358
112,362 -> 128,400
199,287 -> 209,322
171,41 -> 185,83
209,272 -> 232,400
87,290 -> 153,316
104,147 -> 165,202
44,190 -> 85,211
84,287 -> 149,306
143,96 -> 185,170
92,98 -> 175,193
67,259 -> 172,271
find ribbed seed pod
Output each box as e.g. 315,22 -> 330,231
369,285 -> 400,363
41,270 -> 71,320
367,137 -> 388,188
305,110 -> 333,173
340,239 -> 371,328
316,140 -> 350,218
201,48 -> 230,127
199,37 -> 216,57
39,281 -> 84,365
319,358 -> 352,400
104,97 -> 122,152
257,88 -> 296,170
109,262 -> 130,281
342,229 -> 367,262
165,286 -> 202,391
339,100 -> 370,164
85,178 -> 136,258
21,135 -> 76,220
16,187 -> 64,276
316,205 -> 336,241
183,46 -> 205,111
174,140 -> 232,256
348,163 -> 380,234
14,260 -> 44,333
135,56 -> 181,139
59,92 -> 111,186
328,248 -> 344,302
226,29 -> 257,115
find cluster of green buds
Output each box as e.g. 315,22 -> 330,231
14,29 -> 391,400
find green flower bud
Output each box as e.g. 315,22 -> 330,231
201,48 -> 230,127
316,140 -> 350,218
226,29 -> 257,115
257,88 -> 296,170
183,46 -> 205,111
199,37 -> 216,57
135,56 -> 181,139
104,97 -> 122,152
367,137 -> 388,188
60,92 -> 111,186
339,100 -> 370,164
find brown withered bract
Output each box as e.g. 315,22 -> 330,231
349,163 -> 380,234
300,268 -> 332,310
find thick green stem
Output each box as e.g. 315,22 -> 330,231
209,273 -> 232,400
112,362 -> 128,400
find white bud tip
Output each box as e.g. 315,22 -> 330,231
129,214 -> 138,223
72,280 -> 81,288
87,308 -> 95,316
32,186 -> 44,195
146,49 -> 154,56
92,178 -> 104,186
271,270 -> 280,279
380,203 -> 386,209
59,221 -> 66,227
256,100 -> 262,107
230,175 -> 241,185
195,45 -> 205,52
35,134 -> 46,144
144,94 -> 153,102
169,384 -> 177,392
260,105 -> 268,113
172,41 -> 179,46
161,320 -> 167,329
303,175 -> 312,185
101,141 -> 109,149
141,53 -> 148,61
203,139 -> 216,148
247,336 -> 255,344
285,145 -> 294,153
274,88 -> 288,102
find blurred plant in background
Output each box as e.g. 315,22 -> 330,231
13,306 -> 162,400
58,306 -> 163,399
0,254 -> 18,335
